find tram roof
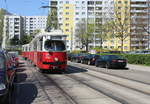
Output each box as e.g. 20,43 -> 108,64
35,30 -> 67,38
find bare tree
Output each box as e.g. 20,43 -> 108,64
108,3 -> 131,52
76,20 -> 94,52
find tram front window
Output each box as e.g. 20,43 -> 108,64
44,40 -> 66,51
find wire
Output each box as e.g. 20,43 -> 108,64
4,0 -> 8,10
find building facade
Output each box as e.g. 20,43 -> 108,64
4,15 -> 24,40
3,15 -> 47,41
24,16 -> 47,35
130,0 -> 149,50
49,0 -> 114,51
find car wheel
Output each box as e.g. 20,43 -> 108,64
95,63 -> 99,67
88,60 -> 91,65
106,63 -> 111,69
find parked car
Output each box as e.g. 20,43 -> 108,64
8,51 -> 19,67
0,50 -> 16,103
71,53 -> 86,63
82,54 -> 100,65
95,55 -> 127,69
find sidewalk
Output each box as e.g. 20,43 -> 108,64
15,59 -> 50,104
127,64 -> 150,72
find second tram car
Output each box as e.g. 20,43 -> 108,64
22,30 -> 67,72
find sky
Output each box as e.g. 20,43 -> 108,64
0,0 -> 49,16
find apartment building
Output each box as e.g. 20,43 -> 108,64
4,15 -> 24,40
49,0 -> 150,51
4,15 -> 47,40
130,0 -> 149,50
49,0 -> 114,51
24,16 -> 47,35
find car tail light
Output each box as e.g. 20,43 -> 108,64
15,57 -> 19,61
92,58 -> 95,61
112,60 -> 117,62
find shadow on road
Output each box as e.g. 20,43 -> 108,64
66,65 -> 88,74
16,83 -> 37,104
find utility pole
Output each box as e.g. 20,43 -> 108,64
93,1 -> 96,48
70,27 -> 73,51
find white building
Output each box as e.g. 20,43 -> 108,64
4,15 -> 24,40
24,16 -> 47,35
4,15 -> 47,40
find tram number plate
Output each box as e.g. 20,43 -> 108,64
53,66 -> 58,69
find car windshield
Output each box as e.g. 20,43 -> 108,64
44,40 -> 66,51
109,55 -> 124,59
0,54 -> 5,70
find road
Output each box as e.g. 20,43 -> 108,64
14,59 -> 150,104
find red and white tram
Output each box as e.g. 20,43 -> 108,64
22,30 -> 67,72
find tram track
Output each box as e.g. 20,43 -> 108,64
63,70 -> 129,104
25,60 -> 150,104
67,66 -> 150,96
28,62 -> 121,104
28,63 -> 78,104
69,62 -> 150,85
42,73 -> 79,104
65,66 -> 150,104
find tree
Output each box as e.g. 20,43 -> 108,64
32,29 -> 40,38
108,3 -> 131,52
76,20 -> 94,52
96,22 -> 113,48
0,9 -> 6,47
46,8 -> 58,31
20,35 -> 32,45
10,38 -> 19,45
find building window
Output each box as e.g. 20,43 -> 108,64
66,18 -> 69,20
66,29 -> 69,32
76,12 -> 79,15
65,23 -> 69,26
59,1 -> 63,4
88,1 -> 94,5
66,12 -> 69,15
82,12 -> 85,15
76,18 -> 79,20
66,6 -> 69,9
66,1 -> 69,4
76,1 -> 79,4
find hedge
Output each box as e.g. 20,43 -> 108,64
99,53 -> 150,66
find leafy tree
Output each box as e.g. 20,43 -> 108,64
46,8 -> 58,31
32,29 -> 40,38
0,9 -> 6,47
96,22 -> 113,48
20,35 -> 32,45
10,38 -> 20,45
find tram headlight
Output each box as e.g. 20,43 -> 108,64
54,57 -> 59,62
